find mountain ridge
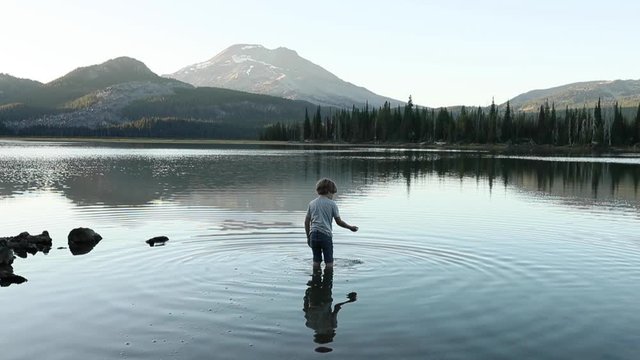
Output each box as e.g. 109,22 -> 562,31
2,51 -> 640,140
506,79 -> 640,111
0,73 -> 43,104
165,44 -> 404,108
0,56 -> 317,138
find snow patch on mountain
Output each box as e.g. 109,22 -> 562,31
195,60 -> 217,70
231,55 -> 280,70
241,45 -> 263,50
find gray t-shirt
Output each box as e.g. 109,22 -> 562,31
307,196 -> 340,236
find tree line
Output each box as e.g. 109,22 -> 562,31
0,117 -> 256,139
261,97 -> 640,146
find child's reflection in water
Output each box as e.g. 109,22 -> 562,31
303,268 -> 357,352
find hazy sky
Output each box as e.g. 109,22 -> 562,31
1,0 -> 639,107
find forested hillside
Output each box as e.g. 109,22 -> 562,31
0,58 -> 314,139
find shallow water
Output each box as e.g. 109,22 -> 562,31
1,140 -> 639,359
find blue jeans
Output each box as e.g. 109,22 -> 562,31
310,230 -> 333,264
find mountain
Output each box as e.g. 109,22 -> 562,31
0,74 -> 43,104
29,57 -> 186,108
507,79 -> 640,112
165,44 -> 403,108
0,57 -> 315,138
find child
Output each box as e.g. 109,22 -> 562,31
305,178 -> 358,269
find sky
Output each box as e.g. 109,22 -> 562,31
1,0 -> 639,107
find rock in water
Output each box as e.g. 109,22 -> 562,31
0,231 -> 52,259
146,236 -> 169,247
68,228 -> 102,255
0,241 -> 15,265
68,228 -> 102,243
0,231 -> 52,286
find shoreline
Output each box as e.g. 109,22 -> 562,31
1,136 -> 639,155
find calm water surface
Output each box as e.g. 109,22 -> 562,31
1,140 -> 639,359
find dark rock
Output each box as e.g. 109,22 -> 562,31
68,228 -> 102,243
3,231 -> 52,247
0,241 -> 15,265
0,231 -> 52,261
146,236 -> 169,247
68,228 -> 102,256
0,231 -> 50,287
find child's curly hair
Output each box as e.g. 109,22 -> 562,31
315,178 -> 337,195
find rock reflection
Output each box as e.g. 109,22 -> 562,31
68,240 -> 101,255
0,242 -> 26,286
0,263 -> 27,287
303,268 -> 357,352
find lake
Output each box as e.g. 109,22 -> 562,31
1,140 -> 639,359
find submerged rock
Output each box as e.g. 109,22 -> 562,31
146,236 -> 169,247
68,228 -> 102,256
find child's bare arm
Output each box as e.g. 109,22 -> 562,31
335,217 -> 358,232
304,212 -> 311,239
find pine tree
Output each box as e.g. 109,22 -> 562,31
611,101 -> 625,145
633,103 -> 640,145
487,98 -> 497,143
402,95 -> 415,141
593,98 -> 603,144
435,108 -> 450,141
550,103 -> 558,145
303,108 -> 311,140
579,106 -> 589,144
475,106 -> 485,143
459,106 -> 473,143
378,101 -> 391,142
537,103 -> 546,144
312,106 -> 322,140
501,101 -> 512,143
566,106 -> 573,146
573,107 -> 580,145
